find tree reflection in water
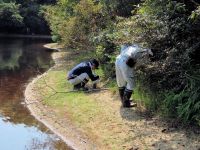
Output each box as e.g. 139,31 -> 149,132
0,37 -> 71,150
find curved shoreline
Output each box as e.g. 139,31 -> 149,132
24,44 -> 95,150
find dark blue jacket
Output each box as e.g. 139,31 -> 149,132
68,61 -> 99,81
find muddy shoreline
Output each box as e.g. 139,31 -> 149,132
24,44 -> 95,150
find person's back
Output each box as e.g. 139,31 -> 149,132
68,61 -> 90,79
119,44 -> 150,61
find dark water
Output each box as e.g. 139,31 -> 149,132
0,37 -> 71,150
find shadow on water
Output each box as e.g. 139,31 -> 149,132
0,37 -> 71,150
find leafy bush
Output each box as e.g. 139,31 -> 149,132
95,31 -> 117,78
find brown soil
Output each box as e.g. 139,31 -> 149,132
24,43 -> 200,150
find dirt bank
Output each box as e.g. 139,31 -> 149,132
24,44 -> 97,150
24,43 -> 200,150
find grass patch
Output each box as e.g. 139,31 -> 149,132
34,51 -> 128,149
35,68 -> 125,149
36,66 -> 104,125
33,50 -> 150,149
132,82 -> 153,111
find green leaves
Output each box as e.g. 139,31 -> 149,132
190,6 -> 200,21
0,2 -> 23,27
44,0 -> 105,48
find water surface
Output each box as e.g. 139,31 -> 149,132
0,37 -> 71,150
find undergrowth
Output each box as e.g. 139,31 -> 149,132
162,73 -> 200,125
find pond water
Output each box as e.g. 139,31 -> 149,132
0,37 -> 71,150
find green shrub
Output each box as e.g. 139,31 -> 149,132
94,30 -> 117,79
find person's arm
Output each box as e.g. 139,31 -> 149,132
130,47 -> 153,60
84,66 -> 99,81
120,44 -> 129,53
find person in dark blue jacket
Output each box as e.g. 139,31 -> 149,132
67,59 -> 100,90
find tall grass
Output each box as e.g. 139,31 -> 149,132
132,79 -> 158,112
162,74 -> 200,125
133,72 -> 200,126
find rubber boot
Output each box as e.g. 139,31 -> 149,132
123,90 -> 133,107
73,78 -> 88,90
93,83 -> 97,89
119,87 -> 125,103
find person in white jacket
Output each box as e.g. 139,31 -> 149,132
115,44 -> 153,107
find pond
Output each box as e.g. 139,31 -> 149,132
0,37 -> 71,150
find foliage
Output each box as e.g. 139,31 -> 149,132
94,29 -> 117,79
113,0 -> 199,90
43,0 -> 141,79
44,0 -> 105,48
19,0 -> 50,34
190,6 -> 200,22
0,0 -> 53,34
98,0 -> 200,125
163,73 -> 200,125
42,5 -> 65,41
121,0 -> 200,125
100,0 -> 141,17
0,2 -> 24,31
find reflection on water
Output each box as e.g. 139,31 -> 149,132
0,117 -> 57,150
0,37 -> 71,150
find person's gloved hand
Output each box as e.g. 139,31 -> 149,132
94,75 -> 99,80
93,75 -> 100,89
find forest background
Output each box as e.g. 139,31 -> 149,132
0,0 -> 200,126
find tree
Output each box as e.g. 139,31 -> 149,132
20,2 -> 50,34
44,0 -> 104,48
0,2 -> 24,33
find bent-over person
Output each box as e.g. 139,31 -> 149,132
115,44 -> 153,107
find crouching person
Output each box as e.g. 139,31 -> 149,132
67,59 -> 100,91
115,44 -> 153,107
